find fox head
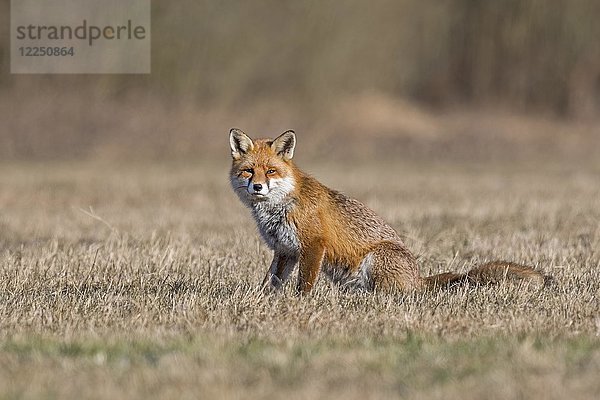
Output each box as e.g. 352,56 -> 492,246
229,128 -> 297,204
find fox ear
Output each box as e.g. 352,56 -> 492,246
271,130 -> 296,160
229,128 -> 254,159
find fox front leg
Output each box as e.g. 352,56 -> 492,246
297,241 -> 325,294
262,252 -> 297,291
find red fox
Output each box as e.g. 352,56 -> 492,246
229,128 -> 549,293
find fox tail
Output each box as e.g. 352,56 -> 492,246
424,261 -> 551,290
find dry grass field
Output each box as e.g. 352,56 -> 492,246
3,1 -> 600,397
0,157 -> 599,399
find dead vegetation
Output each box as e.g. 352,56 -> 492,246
0,160 -> 598,399
2,1 -> 599,396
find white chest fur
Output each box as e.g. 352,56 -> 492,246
251,200 -> 300,254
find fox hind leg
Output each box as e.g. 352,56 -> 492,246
365,241 -> 423,292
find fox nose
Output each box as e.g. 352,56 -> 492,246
253,183 -> 263,192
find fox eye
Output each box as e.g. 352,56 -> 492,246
242,168 -> 253,174
266,169 -> 276,175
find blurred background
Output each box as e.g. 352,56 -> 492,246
1,0 -> 599,164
